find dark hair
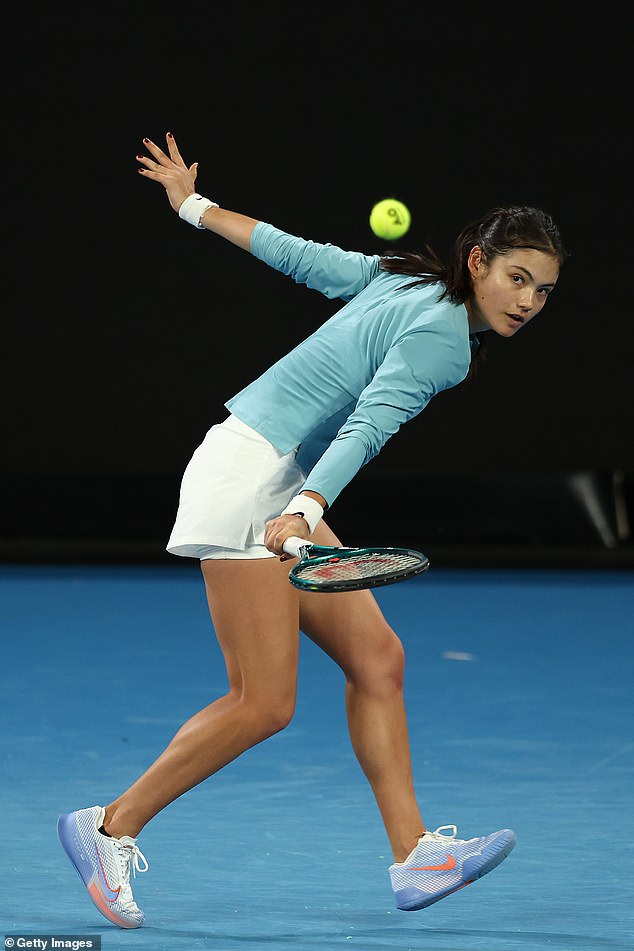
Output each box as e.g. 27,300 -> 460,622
380,205 -> 567,372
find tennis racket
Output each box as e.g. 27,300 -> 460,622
281,536 -> 429,593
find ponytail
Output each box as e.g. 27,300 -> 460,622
380,205 -> 566,304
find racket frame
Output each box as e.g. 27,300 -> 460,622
282,536 -> 429,593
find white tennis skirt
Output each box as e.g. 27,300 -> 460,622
167,415 -> 306,560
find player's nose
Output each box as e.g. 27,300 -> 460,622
518,291 -> 535,313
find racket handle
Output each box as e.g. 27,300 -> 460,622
282,536 -> 312,558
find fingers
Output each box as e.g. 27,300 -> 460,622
141,135 -> 192,171
142,132 -> 191,173
136,134 -> 198,212
165,132 -> 188,169
136,151 -> 173,184
136,165 -> 171,183
136,139 -> 173,183
136,153 -> 163,172
264,515 -> 309,558
140,136 -> 173,167
136,133 -> 190,184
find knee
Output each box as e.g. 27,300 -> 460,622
243,689 -> 296,740
349,628 -> 405,694
379,632 -> 406,690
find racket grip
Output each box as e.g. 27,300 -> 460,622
282,536 -> 311,558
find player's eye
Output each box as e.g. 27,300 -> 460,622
511,274 -> 524,284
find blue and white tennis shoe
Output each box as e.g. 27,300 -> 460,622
57,805 -> 148,928
389,824 -> 516,910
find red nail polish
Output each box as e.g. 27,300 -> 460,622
143,137 -> 149,143
167,132 -> 173,138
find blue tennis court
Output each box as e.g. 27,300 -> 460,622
1,564 -> 633,949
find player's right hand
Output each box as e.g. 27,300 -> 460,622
264,514 -> 310,560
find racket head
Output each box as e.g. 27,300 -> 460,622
288,545 -> 429,593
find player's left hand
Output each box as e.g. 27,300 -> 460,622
137,133 -> 199,214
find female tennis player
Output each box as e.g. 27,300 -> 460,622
58,133 -> 565,929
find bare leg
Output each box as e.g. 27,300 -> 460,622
300,522 -> 425,863
104,556 -> 300,838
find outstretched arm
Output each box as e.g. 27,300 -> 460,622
137,133 -> 258,251
138,133 -> 380,299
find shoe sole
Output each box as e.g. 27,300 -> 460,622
395,830 -> 517,911
57,812 -> 143,929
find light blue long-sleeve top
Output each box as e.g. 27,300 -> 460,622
225,221 -> 475,507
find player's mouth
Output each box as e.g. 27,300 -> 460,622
507,313 -> 525,325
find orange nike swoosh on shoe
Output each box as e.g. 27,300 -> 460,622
96,850 -> 121,902
410,854 -> 457,872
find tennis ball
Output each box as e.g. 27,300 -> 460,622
369,198 -> 411,240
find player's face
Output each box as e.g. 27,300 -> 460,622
465,247 -> 560,337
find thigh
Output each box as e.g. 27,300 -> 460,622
298,521 -> 404,681
202,556 -> 301,695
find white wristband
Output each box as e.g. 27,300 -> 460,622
280,494 -> 324,534
178,194 -> 219,229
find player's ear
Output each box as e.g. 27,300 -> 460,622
467,245 -> 485,278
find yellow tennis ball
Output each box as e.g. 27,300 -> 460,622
369,198 -> 411,240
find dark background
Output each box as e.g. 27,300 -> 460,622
3,4 -> 632,567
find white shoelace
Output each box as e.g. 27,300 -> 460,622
394,825 -> 462,868
119,842 -> 149,879
422,825 -> 459,843
114,837 -> 149,903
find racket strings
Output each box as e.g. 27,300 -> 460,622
294,551 -> 423,583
